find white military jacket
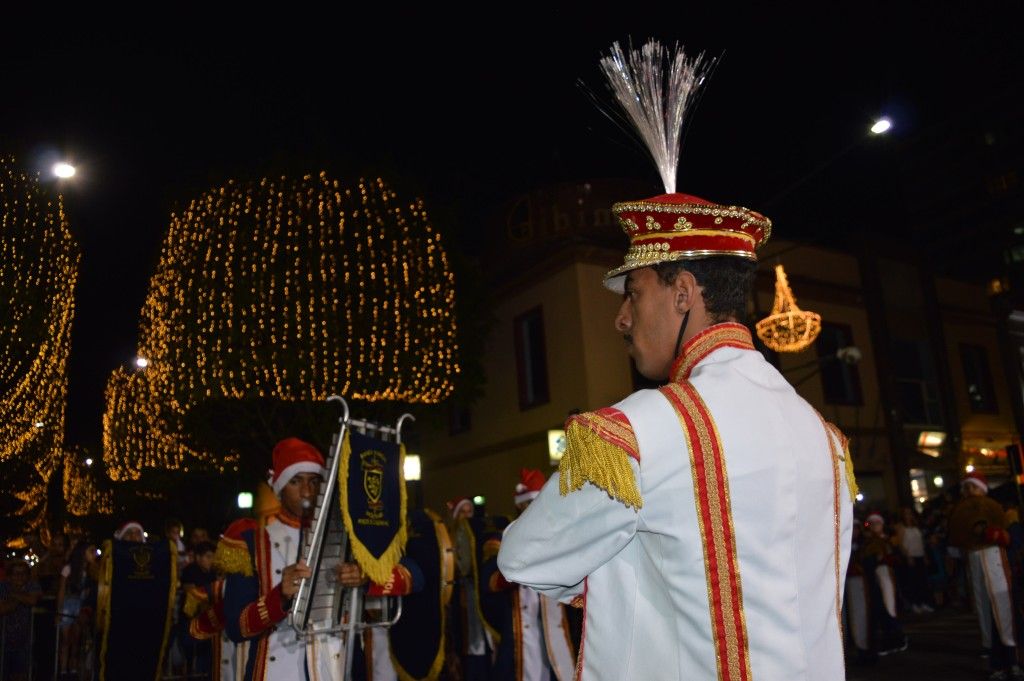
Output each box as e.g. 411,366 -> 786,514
498,323 -> 854,681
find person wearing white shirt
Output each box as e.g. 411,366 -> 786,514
498,189 -> 855,681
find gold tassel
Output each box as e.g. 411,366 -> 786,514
844,444 -> 859,500
214,541 -> 254,577
339,431 -> 409,586
559,420 -> 643,510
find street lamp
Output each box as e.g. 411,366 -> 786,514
85,458 -> 93,466
135,357 -> 149,369
52,162 -> 76,179
403,455 -> 421,481
870,117 -> 893,135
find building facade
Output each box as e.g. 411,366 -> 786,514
417,182 -> 1020,517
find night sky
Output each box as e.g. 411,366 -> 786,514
2,6 -> 1020,450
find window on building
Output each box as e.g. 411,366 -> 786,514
514,307 -> 550,410
815,322 -> 863,405
960,344 -> 998,413
891,339 -> 944,426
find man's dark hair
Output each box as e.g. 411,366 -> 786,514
194,541 -> 216,557
651,257 -> 756,323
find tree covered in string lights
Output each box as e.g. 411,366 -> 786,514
0,155 -> 78,489
63,448 -> 113,517
104,174 -> 460,481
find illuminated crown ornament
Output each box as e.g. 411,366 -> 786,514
594,40 -> 771,292
755,265 -> 821,353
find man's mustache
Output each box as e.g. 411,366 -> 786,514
623,334 -> 633,346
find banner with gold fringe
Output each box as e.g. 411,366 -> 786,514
97,539 -> 177,681
339,429 -> 408,585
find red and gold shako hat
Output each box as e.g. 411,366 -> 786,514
594,40 -> 771,292
605,192 -> 771,291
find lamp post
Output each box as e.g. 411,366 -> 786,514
763,117 -> 893,209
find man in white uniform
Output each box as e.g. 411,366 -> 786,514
498,190 -> 855,680
487,469 -> 575,681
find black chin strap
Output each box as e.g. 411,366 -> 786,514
673,309 -> 690,361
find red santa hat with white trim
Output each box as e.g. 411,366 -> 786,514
514,468 -> 546,506
269,438 -> 326,495
962,470 -> 989,494
446,497 -> 473,519
114,520 -> 145,540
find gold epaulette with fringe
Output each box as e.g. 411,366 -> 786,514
824,420 -> 859,500
214,537 -> 253,577
559,407 -> 643,510
214,518 -> 257,577
182,584 -> 210,618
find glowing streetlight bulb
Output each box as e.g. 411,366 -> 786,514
85,458 -> 93,466
135,357 -> 149,369
33,421 -> 44,429
403,455 -> 421,481
966,464 -> 975,473
933,475 -> 944,488
870,118 -> 892,135
53,162 -> 76,179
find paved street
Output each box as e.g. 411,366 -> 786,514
848,608 -> 994,680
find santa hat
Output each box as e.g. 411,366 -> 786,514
865,512 -> 884,525
269,438 -> 326,495
114,521 -> 145,540
446,497 -> 473,519
962,470 -> 989,494
514,468 -> 546,506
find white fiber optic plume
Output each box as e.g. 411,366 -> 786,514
598,40 -> 712,193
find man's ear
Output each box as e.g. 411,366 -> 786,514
673,269 -> 698,315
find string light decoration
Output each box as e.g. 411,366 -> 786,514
102,366 -> 224,480
12,479 -> 49,533
63,448 -> 113,516
0,155 -> 78,480
104,174 -> 459,478
756,264 -> 822,353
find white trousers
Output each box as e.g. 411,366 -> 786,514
845,576 -> 870,651
968,546 -> 1015,648
874,565 -> 897,618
